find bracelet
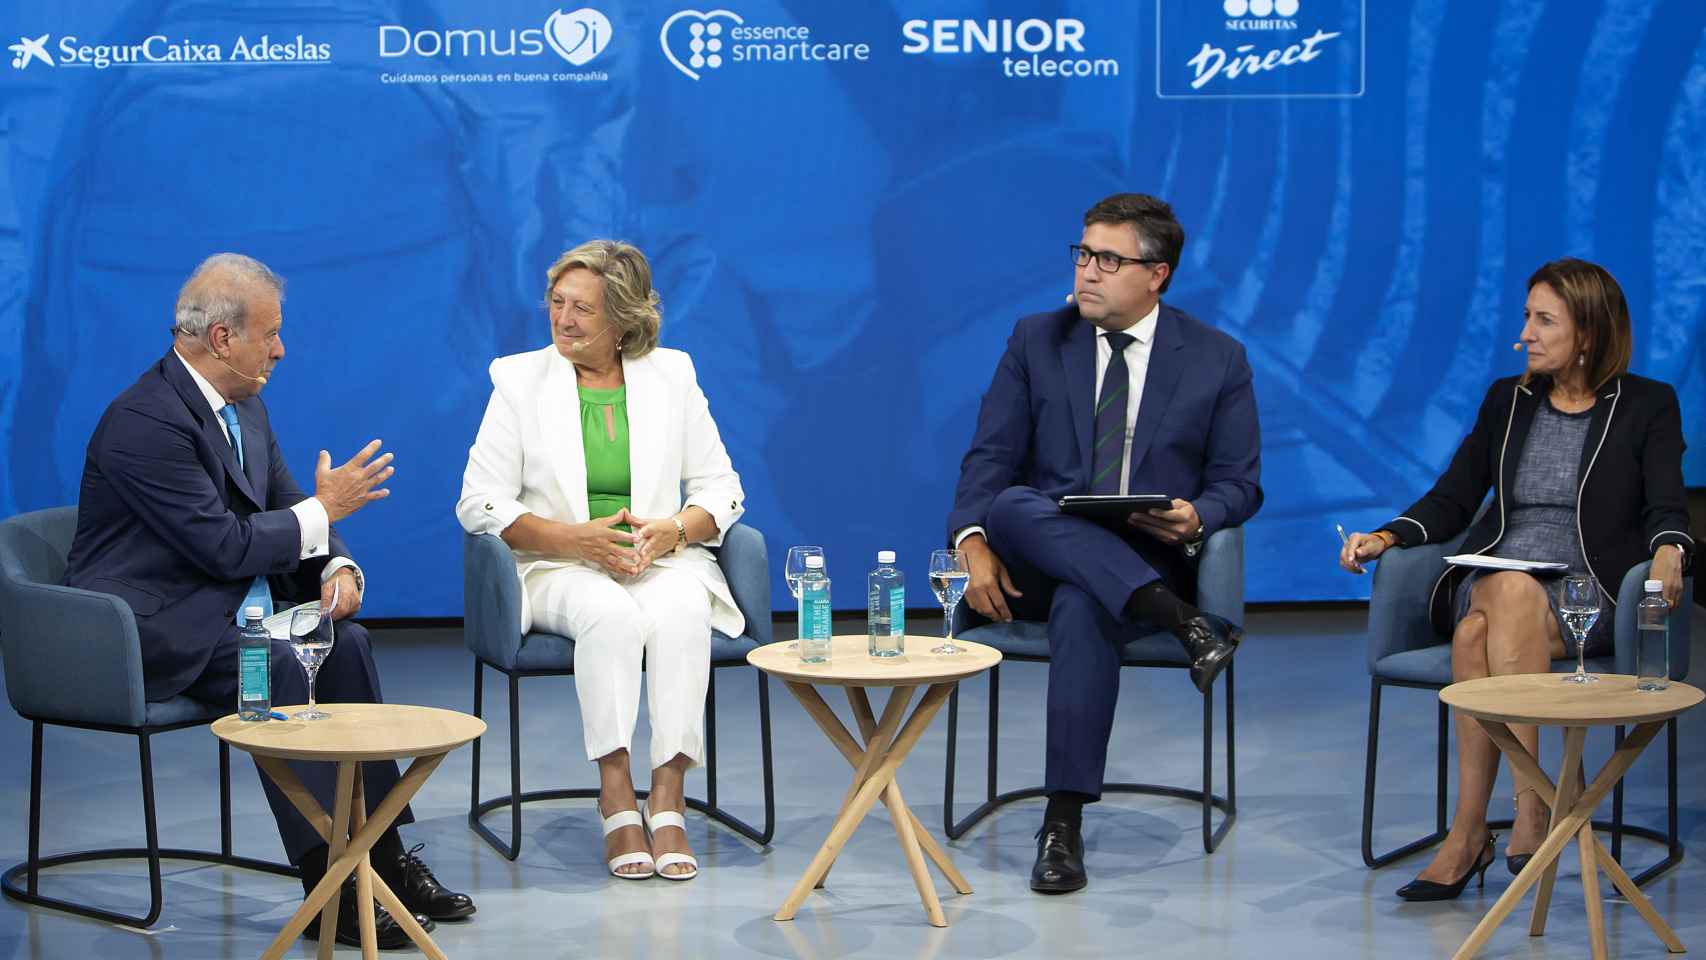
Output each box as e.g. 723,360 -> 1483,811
672,515 -> 687,553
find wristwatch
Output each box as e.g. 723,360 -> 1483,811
1182,522 -> 1206,558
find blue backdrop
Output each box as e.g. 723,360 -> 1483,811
2,1 -> 1703,615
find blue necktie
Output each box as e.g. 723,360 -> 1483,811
1091,332 -> 1135,494
218,405 -> 273,625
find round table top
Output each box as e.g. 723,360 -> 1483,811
1440,674 -> 1703,727
212,703 -> 487,762
747,635 -> 1002,687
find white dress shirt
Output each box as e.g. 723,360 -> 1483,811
172,350 -> 361,594
955,303 -> 1160,547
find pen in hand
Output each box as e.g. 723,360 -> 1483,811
1336,522 -> 1367,575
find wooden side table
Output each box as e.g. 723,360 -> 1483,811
1439,674 -> 1701,960
212,703 -> 486,960
748,635 -> 1002,927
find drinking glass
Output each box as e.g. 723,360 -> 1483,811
288,585 -> 337,719
784,546 -> 824,650
1557,574 -> 1600,684
928,549 -> 969,655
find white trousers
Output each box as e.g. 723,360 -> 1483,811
528,563 -> 713,770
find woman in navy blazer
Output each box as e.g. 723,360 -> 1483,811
1340,258 -> 1693,900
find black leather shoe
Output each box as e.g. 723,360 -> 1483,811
1030,819 -> 1087,894
1396,836 -> 1496,902
303,882 -> 435,950
395,843 -> 477,921
1176,614 -> 1242,693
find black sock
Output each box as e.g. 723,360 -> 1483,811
299,843 -> 329,899
1123,581 -> 1201,632
1044,791 -> 1092,828
371,827 -> 406,887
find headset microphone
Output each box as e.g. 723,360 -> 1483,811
1512,342 -> 1524,351
215,353 -> 269,385
1065,293 -> 1075,304
567,326 -> 614,352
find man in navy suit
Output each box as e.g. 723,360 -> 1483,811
63,254 -> 473,945
947,194 -> 1262,893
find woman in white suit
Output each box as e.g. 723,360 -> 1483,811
456,240 -> 744,880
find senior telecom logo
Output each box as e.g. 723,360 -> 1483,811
1156,0 -> 1363,99
7,29 -> 330,70
900,17 -> 1121,79
659,8 -> 871,81
376,7 -> 613,85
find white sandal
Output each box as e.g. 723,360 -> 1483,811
602,809 -> 655,879
642,802 -> 699,881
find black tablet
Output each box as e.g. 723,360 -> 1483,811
1058,494 -> 1175,524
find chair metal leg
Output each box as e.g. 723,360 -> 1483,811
1362,679 -> 1450,868
1618,716 -> 1686,886
3,722 -> 294,929
943,681 -> 960,836
705,668 -> 719,810
219,740 -> 233,858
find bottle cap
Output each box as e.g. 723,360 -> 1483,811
244,605 -> 265,619
877,550 -> 896,564
805,555 -> 823,569
1645,579 -> 1663,593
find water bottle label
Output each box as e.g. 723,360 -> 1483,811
803,586 -> 831,640
889,587 -> 904,635
240,646 -> 269,698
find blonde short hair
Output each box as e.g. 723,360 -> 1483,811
545,240 -> 661,359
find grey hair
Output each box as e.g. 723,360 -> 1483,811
172,253 -> 285,338
546,240 -> 662,359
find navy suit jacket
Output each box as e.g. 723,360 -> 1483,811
948,303 -> 1263,580
64,352 -> 348,701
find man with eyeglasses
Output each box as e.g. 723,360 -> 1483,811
945,193 -> 1263,894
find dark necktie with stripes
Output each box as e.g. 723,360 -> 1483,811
1091,331 -> 1135,494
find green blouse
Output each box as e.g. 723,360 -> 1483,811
579,384 -> 631,531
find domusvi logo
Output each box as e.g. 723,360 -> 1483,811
377,7 -> 613,85
1156,0 -> 1363,99
658,8 -> 871,81
900,18 -> 1121,79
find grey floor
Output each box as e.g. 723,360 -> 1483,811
0,606 -> 1702,960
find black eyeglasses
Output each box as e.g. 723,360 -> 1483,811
1070,244 -> 1159,274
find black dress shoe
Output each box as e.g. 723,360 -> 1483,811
1395,837 -> 1496,902
394,843 -> 477,921
303,882 -> 435,950
1175,614 -> 1242,693
1030,819 -> 1087,894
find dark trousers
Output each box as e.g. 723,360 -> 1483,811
177,620 -> 410,864
982,486 -> 1183,800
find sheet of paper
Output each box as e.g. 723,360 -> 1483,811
1443,555 -> 1570,573
262,601 -> 320,640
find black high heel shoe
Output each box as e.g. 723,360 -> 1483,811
1396,836 -> 1496,902
1506,853 -> 1533,876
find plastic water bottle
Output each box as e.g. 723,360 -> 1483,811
1636,579 -> 1670,692
798,555 -> 832,664
867,550 -> 905,657
238,606 -> 271,720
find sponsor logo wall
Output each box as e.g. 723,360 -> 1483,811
3,0 -> 1703,613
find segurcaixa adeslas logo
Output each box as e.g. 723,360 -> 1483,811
1155,0 -> 1364,99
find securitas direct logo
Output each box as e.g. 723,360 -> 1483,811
1156,0 -> 1363,98
659,8 -> 871,81
8,30 -> 330,70
377,7 -> 612,85
901,18 -> 1120,79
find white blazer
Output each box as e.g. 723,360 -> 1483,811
456,345 -> 746,638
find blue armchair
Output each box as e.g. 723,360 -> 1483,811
0,507 -> 293,928
1361,532 -> 1692,885
463,522 -> 776,857
942,526 -> 1243,853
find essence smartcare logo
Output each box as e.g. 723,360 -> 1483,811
659,7 -> 870,81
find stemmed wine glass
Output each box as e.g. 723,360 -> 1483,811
288,583 -> 338,719
1557,574 -> 1600,684
785,546 -> 824,650
929,549 -> 969,656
